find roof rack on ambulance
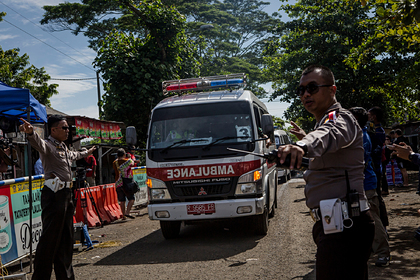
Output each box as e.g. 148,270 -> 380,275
162,73 -> 247,95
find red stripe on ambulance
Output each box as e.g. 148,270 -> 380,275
147,160 -> 261,181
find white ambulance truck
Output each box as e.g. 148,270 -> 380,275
146,74 -> 278,239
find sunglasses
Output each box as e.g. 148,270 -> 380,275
54,126 -> 70,130
297,84 -> 333,96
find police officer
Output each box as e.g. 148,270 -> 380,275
277,65 -> 374,279
19,115 -> 96,280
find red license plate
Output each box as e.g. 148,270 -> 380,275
187,203 -> 215,215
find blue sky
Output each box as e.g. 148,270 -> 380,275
0,0 -> 293,120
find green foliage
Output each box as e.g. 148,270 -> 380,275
263,0 -> 419,130
0,11 -> 58,106
345,0 -> 420,125
93,1 -> 200,147
273,116 -> 286,130
168,0 -> 282,97
0,46 -> 58,106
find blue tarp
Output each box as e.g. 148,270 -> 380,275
0,81 -> 47,122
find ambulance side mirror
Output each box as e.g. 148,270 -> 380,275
261,114 -> 274,142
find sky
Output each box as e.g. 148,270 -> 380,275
0,0 -> 293,120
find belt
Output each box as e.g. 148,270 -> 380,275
309,199 -> 369,222
44,178 -> 73,193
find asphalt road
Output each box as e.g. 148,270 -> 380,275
12,174 -> 420,280
10,178 -> 315,280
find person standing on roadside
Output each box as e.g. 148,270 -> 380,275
113,148 -> 136,220
395,128 -> 410,187
349,107 -> 391,267
367,106 -> 387,195
19,115 -> 96,280
277,65 -> 374,280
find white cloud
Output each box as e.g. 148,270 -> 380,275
0,34 -> 19,40
64,105 -> 100,119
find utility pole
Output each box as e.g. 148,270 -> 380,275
96,71 -> 101,120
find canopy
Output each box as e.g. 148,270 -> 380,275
0,82 -> 47,123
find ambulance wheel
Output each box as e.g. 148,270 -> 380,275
160,221 -> 181,239
255,207 -> 269,235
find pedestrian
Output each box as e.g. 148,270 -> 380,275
389,130 -> 397,143
394,128 -> 410,187
367,106 -> 387,195
349,107 -> 391,267
34,157 -> 44,175
113,148 -> 136,220
19,115 -> 96,280
277,65 -> 374,280
83,148 -> 97,186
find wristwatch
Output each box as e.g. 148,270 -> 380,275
409,152 -> 415,161
295,141 -> 308,156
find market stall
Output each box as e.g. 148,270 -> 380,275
0,81 -> 47,268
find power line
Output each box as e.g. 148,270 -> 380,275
50,78 -> 97,81
0,1 -> 89,59
2,18 -> 96,73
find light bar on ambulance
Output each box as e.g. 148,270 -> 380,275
162,73 -> 246,95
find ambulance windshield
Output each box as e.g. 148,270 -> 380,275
148,101 -> 254,160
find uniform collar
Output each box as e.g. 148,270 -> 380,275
48,135 -> 63,146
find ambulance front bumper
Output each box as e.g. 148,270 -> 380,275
148,196 -> 265,221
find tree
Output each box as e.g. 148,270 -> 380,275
0,13 -> 59,106
344,0 -> 420,125
263,0 -> 414,131
41,0 -> 200,146
172,0 -> 282,96
41,0 -> 282,97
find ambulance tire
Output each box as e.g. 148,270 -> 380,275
160,221 -> 181,239
254,207 -> 269,235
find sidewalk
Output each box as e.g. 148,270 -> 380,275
369,170 -> 420,279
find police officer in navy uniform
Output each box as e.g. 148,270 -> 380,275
277,65 -> 374,279
20,115 -> 96,280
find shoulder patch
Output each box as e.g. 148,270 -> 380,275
323,111 -> 338,124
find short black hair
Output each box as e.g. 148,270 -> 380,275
301,65 -> 335,85
368,106 -> 383,122
349,107 -> 368,128
395,128 -> 403,136
48,114 -> 66,134
117,148 -> 126,157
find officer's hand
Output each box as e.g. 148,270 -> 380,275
19,118 -> 34,135
87,146 -> 96,155
277,144 -> 304,169
392,143 -> 412,161
290,121 -> 306,140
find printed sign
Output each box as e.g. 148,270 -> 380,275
132,167 -> 148,207
0,178 -> 43,265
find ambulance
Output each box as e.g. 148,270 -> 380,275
146,74 -> 278,239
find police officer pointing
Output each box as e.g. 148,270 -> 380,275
277,65 -> 374,279
20,115 -> 96,280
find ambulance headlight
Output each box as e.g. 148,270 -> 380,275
235,169 -> 261,195
147,177 -> 171,200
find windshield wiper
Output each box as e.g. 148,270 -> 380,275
202,136 -> 250,150
160,139 -> 204,153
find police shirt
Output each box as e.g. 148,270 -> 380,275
299,102 -> 367,209
28,132 -> 87,182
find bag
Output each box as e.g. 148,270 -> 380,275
122,177 -> 140,196
320,198 -> 343,235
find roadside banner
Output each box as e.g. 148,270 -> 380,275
132,166 -> 148,207
0,175 -> 43,266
